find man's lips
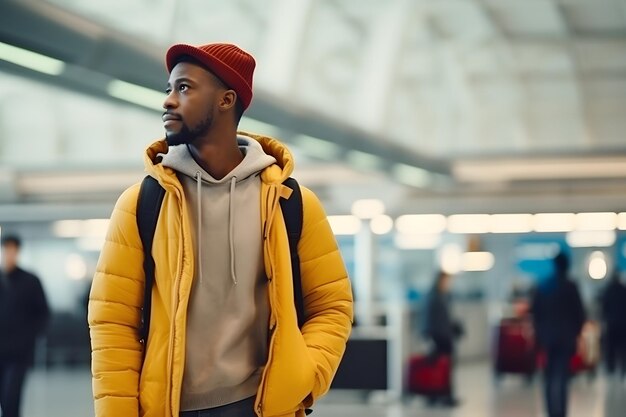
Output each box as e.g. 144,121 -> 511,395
163,114 -> 181,129
163,119 -> 180,128
162,114 -> 181,122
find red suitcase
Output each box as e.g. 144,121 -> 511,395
408,355 -> 451,395
569,353 -> 587,374
537,321 -> 600,376
537,351 -> 592,374
494,318 -> 537,375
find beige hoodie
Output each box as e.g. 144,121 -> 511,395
161,135 -> 276,410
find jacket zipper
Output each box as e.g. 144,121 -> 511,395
256,186 -> 281,416
257,319 -> 277,416
167,215 -> 186,417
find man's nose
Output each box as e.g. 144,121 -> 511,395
163,91 -> 177,109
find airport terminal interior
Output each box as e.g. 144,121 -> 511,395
2,0 -> 626,416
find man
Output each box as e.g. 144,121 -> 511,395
0,235 -> 50,417
88,43 -> 353,417
600,271 -> 626,378
532,252 -> 585,417
423,271 -> 462,407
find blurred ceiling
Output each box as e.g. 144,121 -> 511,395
36,0 -> 626,157
1,0 -> 626,219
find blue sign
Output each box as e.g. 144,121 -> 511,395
615,234 -> 626,272
515,237 -> 568,283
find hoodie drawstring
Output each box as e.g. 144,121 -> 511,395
196,172 -> 203,285
195,172 -> 238,286
229,177 -> 237,285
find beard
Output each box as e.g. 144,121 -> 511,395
165,110 -> 214,146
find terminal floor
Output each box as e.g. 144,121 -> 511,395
22,362 -> 626,417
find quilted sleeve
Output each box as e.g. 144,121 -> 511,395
88,183 -> 145,417
298,186 -> 354,401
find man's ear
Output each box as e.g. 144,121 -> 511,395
219,90 -> 237,112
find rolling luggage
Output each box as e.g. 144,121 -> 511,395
494,317 -> 537,376
536,322 -> 599,378
536,351 -> 595,376
408,354 -> 451,395
573,321 -> 600,374
564,321 -> 600,375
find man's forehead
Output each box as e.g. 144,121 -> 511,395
168,64 -> 197,82
168,61 -> 223,84
168,61 -> 212,83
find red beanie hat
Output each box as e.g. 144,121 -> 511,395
166,43 -> 256,110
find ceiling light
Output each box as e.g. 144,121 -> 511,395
52,220 -> 84,238
107,79 -> 164,111
566,231 -> 616,248
293,134 -> 342,160
238,117 -> 280,138
396,214 -> 446,235
82,219 -> 110,237
447,214 -> 490,234
588,251 -> 607,280
439,243 -> 463,274
327,215 -> 362,235
462,252 -> 495,272
490,214 -> 533,234
370,215 -> 393,235
391,164 -> 431,188
52,219 -> 110,238
0,41 -> 65,76
346,150 -> 384,171
575,212 -> 617,231
533,213 -> 575,233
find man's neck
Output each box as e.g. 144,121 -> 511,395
188,130 -> 243,180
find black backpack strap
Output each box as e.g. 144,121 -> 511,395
136,176 -> 165,347
280,177 -> 312,415
280,177 -> 305,329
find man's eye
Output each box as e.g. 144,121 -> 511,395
179,84 -> 189,92
165,88 -> 172,94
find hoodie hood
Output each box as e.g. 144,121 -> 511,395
159,135 -> 277,185
143,132 -> 294,188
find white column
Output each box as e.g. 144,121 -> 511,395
354,219 -> 376,327
387,299 -> 409,399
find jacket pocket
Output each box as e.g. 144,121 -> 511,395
138,333 -> 168,417
262,326 -> 317,416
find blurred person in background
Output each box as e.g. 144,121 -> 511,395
532,252 -> 585,417
89,43 -> 353,417
0,234 -> 50,417
600,270 -> 626,379
423,270 -> 463,407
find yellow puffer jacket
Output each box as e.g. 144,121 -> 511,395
88,133 -> 353,417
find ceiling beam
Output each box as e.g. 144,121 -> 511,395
0,0 -> 450,176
